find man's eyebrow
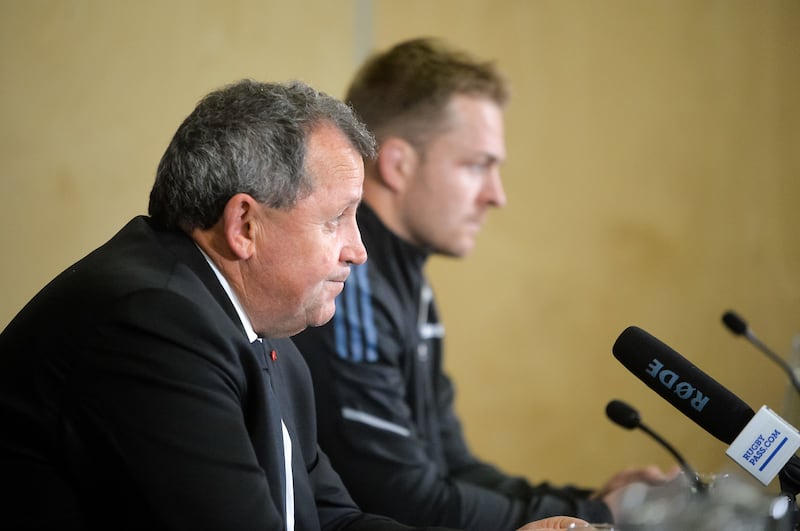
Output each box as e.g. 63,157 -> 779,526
478,152 -> 505,164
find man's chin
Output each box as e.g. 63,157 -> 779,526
438,240 -> 475,258
306,306 -> 336,329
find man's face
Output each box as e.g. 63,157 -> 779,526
399,94 -> 506,257
244,123 -> 367,337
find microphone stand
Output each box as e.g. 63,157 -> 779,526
779,457 -> 800,530
636,421 -> 707,494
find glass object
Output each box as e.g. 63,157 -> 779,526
607,471 -> 793,530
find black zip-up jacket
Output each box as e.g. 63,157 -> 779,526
293,203 -> 613,530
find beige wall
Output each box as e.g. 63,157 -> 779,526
2,0 -> 799,492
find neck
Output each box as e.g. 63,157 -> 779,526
362,177 -> 415,245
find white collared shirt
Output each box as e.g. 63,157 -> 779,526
198,246 -> 295,530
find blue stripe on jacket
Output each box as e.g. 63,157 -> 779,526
333,263 -> 378,362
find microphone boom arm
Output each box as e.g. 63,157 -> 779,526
638,421 -> 703,489
746,329 -> 800,395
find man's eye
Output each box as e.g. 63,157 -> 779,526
327,213 -> 346,229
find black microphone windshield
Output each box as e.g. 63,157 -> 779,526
613,326 -> 755,444
722,311 -> 748,336
606,399 -> 641,429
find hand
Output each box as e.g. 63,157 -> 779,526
593,464 -> 681,520
591,464 -> 680,500
516,516 -> 589,530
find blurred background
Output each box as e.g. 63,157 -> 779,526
1,0 -> 798,492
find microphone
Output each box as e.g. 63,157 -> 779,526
606,399 -> 705,491
612,326 -> 800,487
722,310 -> 800,395
613,325 -> 753,444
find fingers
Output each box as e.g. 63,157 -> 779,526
592,464 -> 678,501
516,516 -> 590,530
630,464 -> 684,485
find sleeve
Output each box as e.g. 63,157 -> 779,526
434,367 -> 614,525
306,446 -> 457,531
293,274 -> 613,529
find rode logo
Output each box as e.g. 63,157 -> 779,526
645,358 -> 710,412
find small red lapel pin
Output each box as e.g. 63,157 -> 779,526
270,349 -> 277,362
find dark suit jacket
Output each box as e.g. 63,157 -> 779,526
0,216 -> 452,531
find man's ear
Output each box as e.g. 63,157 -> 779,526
375,136 -> 417,193
221,193 -> 259,260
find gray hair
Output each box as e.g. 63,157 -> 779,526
148,79 -> 376,231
